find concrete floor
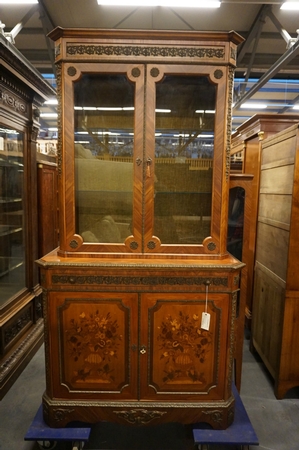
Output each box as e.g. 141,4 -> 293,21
0,336 -> 299,450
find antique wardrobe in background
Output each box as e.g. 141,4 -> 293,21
0,33 -> 56,397
37,28 -> 244,429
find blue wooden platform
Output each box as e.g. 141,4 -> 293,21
193,385 -> 259,448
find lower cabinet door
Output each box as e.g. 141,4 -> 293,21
47,291 -> 139,400
140,292 -> 231,401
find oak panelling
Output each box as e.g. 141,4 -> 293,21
252,263 -> 285,379
258,194 -> 291,230
259,165 -> 294,196
255,222 -> 289,282
251,123 -> 299,398
230,115 -> 299,331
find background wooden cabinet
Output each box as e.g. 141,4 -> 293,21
251,124 -> 299,399
230,114 -> 299,330
37,155 -> 59,257
0,34 -> 56,398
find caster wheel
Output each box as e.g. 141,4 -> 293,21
37,440 -> 57,449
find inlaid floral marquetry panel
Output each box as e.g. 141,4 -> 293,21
59,298 -> 130,392
147,297 -> 222,394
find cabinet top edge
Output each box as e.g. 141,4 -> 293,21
48,27 -> 244,46
36,253 -> 244,271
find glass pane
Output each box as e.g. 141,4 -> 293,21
154,75 -> 215,244
74,74 -> 134,243
227,187 -> 245,260
0,127 -> 25,306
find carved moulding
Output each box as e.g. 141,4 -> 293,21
42,394 -> 235,429
66,44 -> 226,62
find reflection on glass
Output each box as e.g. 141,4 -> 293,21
74,74 -> 134,243
227,187 -> 245,260
154,75 -> 215,244
0,127 -> 25,306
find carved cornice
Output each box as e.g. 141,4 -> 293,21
0,35 -> 56,99
66,44 -> 225,62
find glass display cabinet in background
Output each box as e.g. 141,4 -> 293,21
37,28 -> 244,430
0,34 -> 56,398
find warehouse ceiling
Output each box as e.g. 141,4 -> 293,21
0,0 -> 299,134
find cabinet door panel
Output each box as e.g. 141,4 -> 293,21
140,292 -> 230,400
47,291 -> 138,399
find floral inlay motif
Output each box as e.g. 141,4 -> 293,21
157,311 -> 213,384
66,310 -> 122,383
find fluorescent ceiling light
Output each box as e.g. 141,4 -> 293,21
97,1 -> 221,7
293,105 -> 299,110
0,0 -> 38,3
44,99 -> 58,106
280,2 -> 299,10
40,113 -> 58,118
195,109 -> 215,114
240,103 -> 267,109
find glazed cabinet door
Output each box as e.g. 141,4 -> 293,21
45,291 -> 138,400
60,61 -> 230,256
140,292 -> 231,401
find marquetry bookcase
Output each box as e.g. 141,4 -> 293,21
37,28 -> 244,429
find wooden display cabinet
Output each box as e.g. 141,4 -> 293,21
251,124 -> 299,399
230,114 -> 299,329
37,28 -> 244,429
0,34 -> 56,398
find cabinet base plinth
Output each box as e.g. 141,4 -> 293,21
42,394 -> 235,430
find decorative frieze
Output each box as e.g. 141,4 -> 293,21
52,274 -> 229,287
66,44 -> 225,61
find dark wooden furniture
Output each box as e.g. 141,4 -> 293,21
37,28 -> 244,430
230,114 -> 299,329
36,154 -> 59,257
0,34 -> 56,398
228,173 -> 253,392
251,123 -> 299,399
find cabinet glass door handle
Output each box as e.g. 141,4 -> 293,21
139,345 -> 147,354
